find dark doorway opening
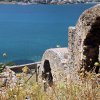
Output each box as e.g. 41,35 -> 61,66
43,60 -> 51,73
42,60 -> 53,86
83,17 -> 100,74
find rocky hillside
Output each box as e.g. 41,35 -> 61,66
0,0 -> 99,4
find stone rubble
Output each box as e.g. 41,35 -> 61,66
0,66 -> 17,97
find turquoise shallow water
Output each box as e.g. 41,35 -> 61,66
0,4 -> 95,64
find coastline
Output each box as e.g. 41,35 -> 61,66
0,1 -> 99,5
0,1 -> 17,4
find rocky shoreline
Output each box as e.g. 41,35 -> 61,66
0,1 -> 99,5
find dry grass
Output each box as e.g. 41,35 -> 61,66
0,72 -> 100,100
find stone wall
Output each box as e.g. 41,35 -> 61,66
68,27 -> 76,73
41,48 -> 68,82
68,4 -> 100,75
9,62 -> 40,73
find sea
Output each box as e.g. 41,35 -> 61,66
0,3 -> 96,64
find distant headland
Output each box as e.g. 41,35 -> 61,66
0,0 -> 99,5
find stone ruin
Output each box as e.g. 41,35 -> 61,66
41,48 -> 68,82
41,4 -> 100,83
68,4 -> 100,76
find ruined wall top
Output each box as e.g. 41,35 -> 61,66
76,4 -> 100,37
41,48 -> 68,67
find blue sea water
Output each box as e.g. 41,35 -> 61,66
0,3 -> 95,64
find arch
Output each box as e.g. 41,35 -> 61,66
71,4 -> 100,73
83,17 -> 100,73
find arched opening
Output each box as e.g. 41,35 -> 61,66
42,59 -> 53,86
43,60 -> 51,73
83,17 -> 100,74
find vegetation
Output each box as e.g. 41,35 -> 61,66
6,62 -> 15,66
0,70 -> 99,100
0,61 -> 15,73
22,66 -> 30,74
